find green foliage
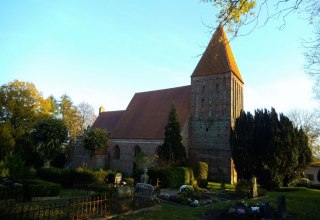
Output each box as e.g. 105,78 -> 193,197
37,167 -> 108,187
157,104 -> 186,164
59,94 -> 83,140
124,177 -> 134,186
203,0 -> 256,33
133,152 -> 148,171
0,122 -> 15,160
32,118 -> 68,163
0,161 -> 9,177
148,166 -> 194,188
0,80 -> 45,161
196,161 -> 208,180
231,108 -> 312,189
197,179 -> 208,188
23,179 -> 61,198
4,153 -> 25,178
82,128 -> 109,157
235,179 -> 251,198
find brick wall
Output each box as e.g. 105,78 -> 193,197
108,139 -> 163,176
189,72 -> 243,183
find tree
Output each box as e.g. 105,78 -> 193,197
59,94 -> 82,140
204,0 -> 320,98
77,102 -> 96,130
287,109 -> 320,159
157,104 -> 186,164
231,108 -> 312,189
231,111 -> 255,180
0,80 -> 44,159
82,128 -> 109,157
32,118 -> 68,165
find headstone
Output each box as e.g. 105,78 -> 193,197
251,177 -> 258,198
140,168 -> 149,183
113,186 -> 134,198
135,183 -> 154,200
114,173 -> 122,187
277,195 -> 287,217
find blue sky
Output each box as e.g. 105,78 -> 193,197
0,0 -> 318,114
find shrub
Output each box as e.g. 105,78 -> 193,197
197,179 -> 208,188
235,179 -> 251,198
37,167 -> 108,187
159,167 -> 194,188
295,178 -> 311,188
124,178 -> 134,186
196,162 -> 208,180
23,179 -> 61,198
92,169 -> 107,183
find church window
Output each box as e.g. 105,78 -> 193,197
114,145 -> 120,160
216,84 -> 220,96
206,127 -> 209,132
134,145 -> 142,157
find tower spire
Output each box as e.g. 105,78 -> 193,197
191,24 -> 243,83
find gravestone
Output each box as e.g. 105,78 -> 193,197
113,186 -> 134,198
277,195 -> 287,218
114,173 -> 122,187
135,183 -> 154,200
251,177 -> 258,198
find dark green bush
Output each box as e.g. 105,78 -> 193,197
23,179 -> 61,198
37,167 -> 108,187
196,161 -> 208,180
235,179 -> 251,198
197,179 -> 208,188
153,167 -> 194,188
123,178 -> 134,186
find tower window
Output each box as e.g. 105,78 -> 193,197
114,145 -> 120,160
134,145 -> 142,157
206,127 -> 209,132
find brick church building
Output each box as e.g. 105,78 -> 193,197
71,25 -> 244,184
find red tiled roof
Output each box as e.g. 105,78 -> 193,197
92,110 -> 124,133
192,24 -> 243,83
106,85 -> 191,139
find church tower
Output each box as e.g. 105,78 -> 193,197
188,25 -> 244,184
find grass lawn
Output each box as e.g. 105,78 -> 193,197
113,187 -> 320,220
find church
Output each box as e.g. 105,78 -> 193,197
72,25 -> 244,184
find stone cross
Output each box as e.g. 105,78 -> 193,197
140,168 -> 149,184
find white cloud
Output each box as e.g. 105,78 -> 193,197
244,74 -> 318,114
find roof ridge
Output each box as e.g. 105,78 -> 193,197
135,85 -> 191,95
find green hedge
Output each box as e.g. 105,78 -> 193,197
148,167 -> 194,188
23,179 -> 61,198
37,167 -> 108,187
196,161 -> 208,180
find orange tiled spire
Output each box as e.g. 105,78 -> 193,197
191,24 -> 243,83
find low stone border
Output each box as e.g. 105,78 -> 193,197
94,204 -> 162,219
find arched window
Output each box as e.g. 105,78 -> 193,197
134,145 -> 142,157
114,145 -> 120,160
